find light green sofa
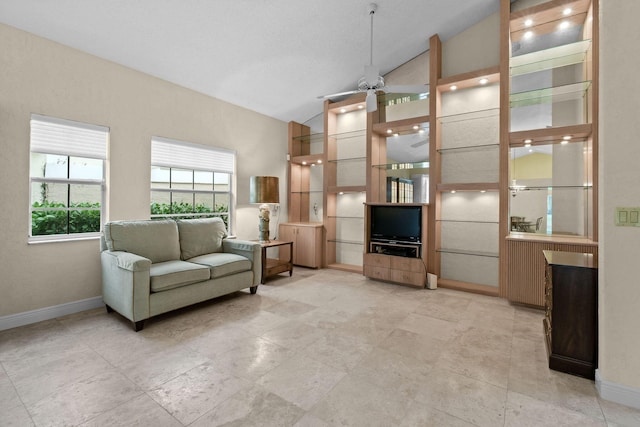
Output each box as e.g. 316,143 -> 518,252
100,218 -> 261,331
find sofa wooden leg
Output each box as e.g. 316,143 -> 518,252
133,320 -> 145,332
250,286 -> 258,294
105,305 -> 114,313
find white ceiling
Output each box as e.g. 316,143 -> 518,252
0,0 -> 499,125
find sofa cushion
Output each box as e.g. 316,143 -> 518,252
149,260 -> 211,292
177,218 -> 227,260
104,219 -> 181,263
188,253 -> 252,279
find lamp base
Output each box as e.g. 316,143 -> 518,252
257,203 -> 271,242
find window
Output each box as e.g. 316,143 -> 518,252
150,137 -> 234,231
29,114 -> 108,241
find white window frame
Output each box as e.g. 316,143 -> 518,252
150,137 -> 235,232
29,114 -> 108,243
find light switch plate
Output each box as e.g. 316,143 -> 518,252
616,207 -> 640,227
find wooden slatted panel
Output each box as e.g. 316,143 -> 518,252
506,238 -> 597,307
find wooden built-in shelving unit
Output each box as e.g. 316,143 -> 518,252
284,0 -> 598,301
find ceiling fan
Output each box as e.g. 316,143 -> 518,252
318,3 -> 429,112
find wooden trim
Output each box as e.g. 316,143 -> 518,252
590,0 -> 599,242
499,0 -> 512,298
437,66 -> 500,91
428,34 -> 442,278
437,182 -> 500,192
437,279 -> 500,297
507,234 -> 598,245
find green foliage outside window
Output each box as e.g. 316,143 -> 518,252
31,201 -> 101,235
150,202 -> 229,228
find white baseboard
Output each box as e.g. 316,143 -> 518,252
596,369 -> 640,410
0,296 -> 104,332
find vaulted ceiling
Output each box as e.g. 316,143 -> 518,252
0,0 -> 499,124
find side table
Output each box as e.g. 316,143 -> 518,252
255,240 -> 294,284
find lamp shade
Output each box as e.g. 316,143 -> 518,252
249,176 -> 279,204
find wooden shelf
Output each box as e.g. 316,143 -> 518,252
372,115 -> 430,135
290,153 -> 323,166
326,93 -> 366,112
437,66 -> 500,92
510,0 -> 591,38
509,124 -> 592,145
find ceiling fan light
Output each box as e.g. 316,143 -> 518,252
366,90 -> 377,112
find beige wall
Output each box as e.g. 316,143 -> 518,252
511,153 -> 553,180
598,0 -> 640,391
0,23 -> 287,317
442,12 -> 501,77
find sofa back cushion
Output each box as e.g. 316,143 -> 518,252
177,217 -> 228,260
103,219 -> 181,263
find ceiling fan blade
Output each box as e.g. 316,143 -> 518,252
317,89 -> 360,100
384,84 -> 430,95
366,89 -> 377,112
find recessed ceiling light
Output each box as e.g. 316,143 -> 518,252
559,21 -> 570,30
357,105 -> 364,109
563,135 -> 572,140
419,129 -> 425,133
450,85 -> 457,91
451,190 -> 456,194
524,139 -> 533,143
413,125 -> 419,130
310,163 -> 315,167
317,160 -> 322,164
393,133 -> 399,137
479,78 -> 489,85
339,192 -> 344,195
387,129 -> 393,134
480,190 -> 486,193
524,143 -> 531,148
302,161 -> 307,165
561,140 -> 569,145
524,19 -> 533,27
524,31 -> 533,39
563,7 -> 572,16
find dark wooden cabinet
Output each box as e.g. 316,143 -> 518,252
543,250 -> 598,379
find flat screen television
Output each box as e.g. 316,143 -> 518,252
370,205 -> 422,244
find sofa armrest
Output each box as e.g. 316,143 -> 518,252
101,251 -> 151,322
222,239 -> 261,286
108,251 -> 152,271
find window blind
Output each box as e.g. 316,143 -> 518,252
30,114 -> 108,159
151,136 -> 235,173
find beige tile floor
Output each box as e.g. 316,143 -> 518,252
1,268 -> 639,426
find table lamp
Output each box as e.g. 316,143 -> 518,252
249,176 -> 279,242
